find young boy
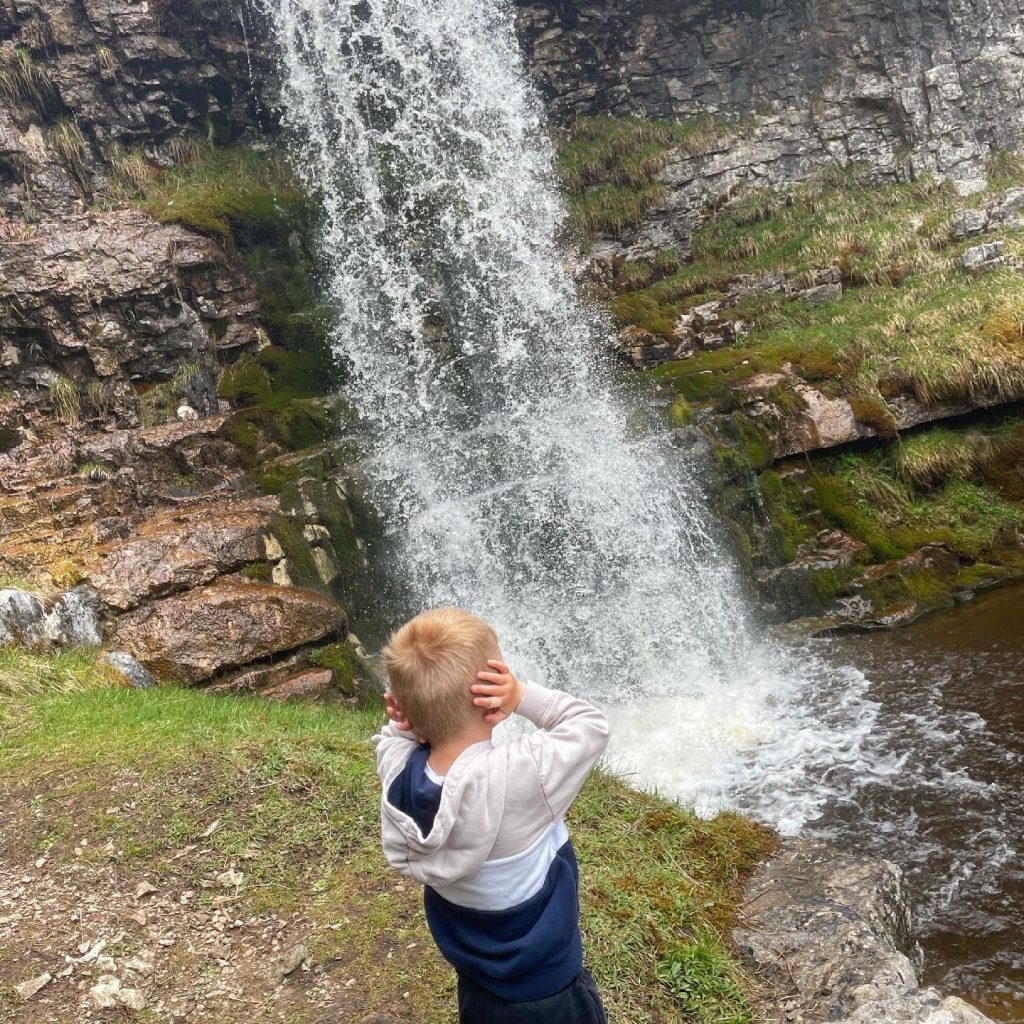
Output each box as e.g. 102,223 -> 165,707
373,607 -> 610,1023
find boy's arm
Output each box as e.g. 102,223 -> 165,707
516,681 -> 610,820
471,663 -> 609,819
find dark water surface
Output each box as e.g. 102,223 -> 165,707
814,586 -> 1024,1022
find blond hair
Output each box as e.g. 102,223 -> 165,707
382,607 -> 499,744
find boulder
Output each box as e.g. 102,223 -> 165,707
959,240 -> 1006,272
950,207 -> 989,239
734,839 -> 998,1024
0,585 -> 101,648
102,651 -> 157,690
110,581 -> 345,684
87,497 -> 278,610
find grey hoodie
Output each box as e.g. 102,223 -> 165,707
373,681 -> 610,1000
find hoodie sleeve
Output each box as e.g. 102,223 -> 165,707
514,681 -> 610,820
373,719 -> 421,784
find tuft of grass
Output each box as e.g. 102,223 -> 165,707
95,45 -> 118,74
83,378 -> 112,419
132,147 -> 307,249
77,460 -> 114,482
50,118 -> 90,186
557,115 -> 742,243
657,938 -> 753,1024
48,376 -> 81,424
0,47 -> 58,114
0,648 -> 116,702
893,429 -> 980,489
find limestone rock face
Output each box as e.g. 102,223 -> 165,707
0,210 -> 261,424
516,0 -> 1024,183
0,0 -> 275,216
110,581 -> 346,684
734,839 -> 998,1024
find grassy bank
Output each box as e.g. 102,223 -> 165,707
0,659 -> 772,1023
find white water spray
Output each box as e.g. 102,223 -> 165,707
264,0 -> 877,832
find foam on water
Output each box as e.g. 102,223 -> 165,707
263,0 -> 881,833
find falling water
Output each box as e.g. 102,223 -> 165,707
263,0 -> 879,832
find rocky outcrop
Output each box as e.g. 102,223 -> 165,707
0,0 -> 274,216
735,839 -> 996,1024
517,0 -> 1024,184
86,495 -> 278,611
0,209 -> 262,436
109,580 -> 345,685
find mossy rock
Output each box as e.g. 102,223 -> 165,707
218,360 -> 273,407
309,642 -> 356,697
273,398 -> 336,452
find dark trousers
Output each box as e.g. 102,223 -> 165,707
457,970 -> 607,1024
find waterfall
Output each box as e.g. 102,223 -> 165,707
263,0 -> 878,832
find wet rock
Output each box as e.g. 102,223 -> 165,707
110,581 -> 345,684
960,240 -> 1006,272
87,497 -> 278,610
0,211 -> 260,422
261,668 -> 334,701
734,839 -> 996,1023
102,652 -> 157,690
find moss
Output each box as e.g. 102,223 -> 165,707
218,359 -> 273,407
807,566 -> 854,605
808,474 -> 906,560
272,399 -> 336,452
241,562 -> 273,582
757,470 -> 808,562
848,394 -> 898,439
667,397 -> 694,427
268,512 -> 325,595
309,643 -> 356,697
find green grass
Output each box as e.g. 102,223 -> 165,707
601,162 -> 1024,420
557,116 -> 743,243
0,677 -> 773,1023
748,416 -> 1024,610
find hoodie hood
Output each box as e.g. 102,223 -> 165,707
380,738 -> 508,888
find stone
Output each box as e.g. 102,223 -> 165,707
0,586 -> 101,649
87,497 -> 277,610
261,669 -> 334,701
110,581 -> 346,684
0,589 -> 45,646
102,651 -> 157,690
949,207 -> 989,239
118,987 -> 147,1011
793,281 -> 843,305
959,240 -> 1006,271
15,972 -> 52,1001
732,839 -> 1000,1024
274,942 -> 309,979
89,975 -> 122,1010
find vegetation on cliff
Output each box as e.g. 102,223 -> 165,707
0,669 -> 773,1023
556,115 -> 1024,626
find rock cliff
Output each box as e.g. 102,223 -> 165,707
517,0 -> 1024,183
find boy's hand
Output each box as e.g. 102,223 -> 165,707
384,692 -> 426,743
471,661 -> 525,725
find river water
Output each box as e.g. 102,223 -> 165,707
816,587 -> 1024,1022
262,0 -> 1021,1016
